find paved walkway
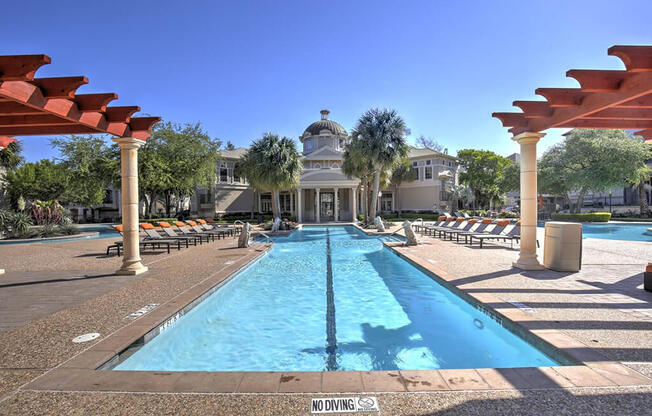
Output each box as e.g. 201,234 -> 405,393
0,226 -> 650,415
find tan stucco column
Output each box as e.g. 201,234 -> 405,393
315,188 -> 321,223
513,131 -> 545,270
297,189 -> 303,223
351,187 -> 357,222
334,188 -> 339,222
113,137 -> 148,275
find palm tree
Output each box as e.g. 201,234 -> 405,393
352,109 -> 408,222
342,138 -> 373,223
630,165 -> 652,217
239,133 -> 302,218
390,158 -> 416,217
0,140 -> 22,170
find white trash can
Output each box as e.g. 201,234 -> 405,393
543,222 -> 582,272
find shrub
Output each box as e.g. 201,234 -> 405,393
0,210 -> 33,238
40,224 -> 57,237
57,223 -> 79,235
30,200 -> 66,226
551,212 -> 611,222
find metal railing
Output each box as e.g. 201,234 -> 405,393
257,231 -> 271,244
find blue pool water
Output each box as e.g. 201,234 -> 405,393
537,222 -> 652,242
577,222 -> 652,242
0,224 -> 119,245
115,226 -> 558,372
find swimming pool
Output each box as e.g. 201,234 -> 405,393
115,226 -> 558,372
577,222 -> 652,242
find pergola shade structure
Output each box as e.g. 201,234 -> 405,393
492,45 -> 652,280
0,54 -> 160,276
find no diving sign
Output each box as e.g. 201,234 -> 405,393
311,397 -> 379,413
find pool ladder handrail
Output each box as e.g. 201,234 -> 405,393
230,220 -> 246,238
257,231 -> 271,244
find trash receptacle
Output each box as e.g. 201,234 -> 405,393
543,222 -> 582,272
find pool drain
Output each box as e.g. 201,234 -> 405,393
72,333 -> 100,343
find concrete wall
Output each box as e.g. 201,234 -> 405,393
214,188 -> 254,213
396,184 -> 439,211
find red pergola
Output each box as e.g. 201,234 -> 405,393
493,46 -> 652,140
0,54 -> 160,276
491,45 -> 652,285
0,54 -> 159,140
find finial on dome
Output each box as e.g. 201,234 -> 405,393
320,109 -> 330,120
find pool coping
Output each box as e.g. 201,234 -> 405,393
21,229 -> 652,395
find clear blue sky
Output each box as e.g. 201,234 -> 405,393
3,1 -> 651,162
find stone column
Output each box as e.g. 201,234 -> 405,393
297,189 -> 303,223
291,191 -> 295,215
334,188 -> 339,222
315,188 -> 321,223
513,132 -> 545,270
351,187 -> 357,222
113,137 -> 148,275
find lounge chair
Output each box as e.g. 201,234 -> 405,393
467,220 -> 511,248
428,217 -> 460,238
508,221 -> 540,248
421,217 -> 448,235
414,216 -> 444,233
158,221 -> 203,245
186,220 -> 226,239
434,218 -> 467,238
441,219 -> 478,241
173,221 -> 215,242
462,212 -> 471,219
197,219 -> 237,236
106,225 -> 179,255
455,219 -> 494,243
140,223 -> 192,248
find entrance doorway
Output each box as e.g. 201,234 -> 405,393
320,192 -> 334,221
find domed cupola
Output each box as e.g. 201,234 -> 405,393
303,110 -> 347,137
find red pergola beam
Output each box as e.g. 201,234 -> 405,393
559,119 -> 652,129
0,54 -> 160,140
31,76 -> 88,99
566,70 -> 636,92
105,106 -> 140,123
589,108 -> 652,120
535,88 -> 590,107
513,101 -> 553,118
608,46 -> 652,72
0,55 -> 51,81
74,93 -> 118,112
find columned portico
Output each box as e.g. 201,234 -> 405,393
315,188 -> 321,223
297,189 -> 303,223
351,187 -> 357,222
512,132 -> 545,271
113,137 -> 148,275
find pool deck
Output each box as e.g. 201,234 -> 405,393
0,225 -> 651,415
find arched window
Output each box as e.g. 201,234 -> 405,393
305,140 -> 312,151
331,163 -> 339,169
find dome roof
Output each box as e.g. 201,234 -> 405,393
304,110 -> 347,136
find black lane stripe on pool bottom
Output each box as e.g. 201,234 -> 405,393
325,228 -> 338,371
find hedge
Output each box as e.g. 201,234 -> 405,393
551,213 -> 611,222
139,218 -> 178,224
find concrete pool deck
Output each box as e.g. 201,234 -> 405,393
0,225 -> 651,414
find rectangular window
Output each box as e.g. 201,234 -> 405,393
413,167 -> 419,180
426,160 -> 431,165
305,140 -> 312,151
425,166 -> 432,180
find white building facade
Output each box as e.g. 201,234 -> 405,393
196,110 -> 458,221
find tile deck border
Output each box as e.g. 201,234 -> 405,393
21,230 -> 652,395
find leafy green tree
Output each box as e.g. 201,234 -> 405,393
51,135 -> 118,218
390,158 -> 416,217
4,160 -> 68,207
138,121 -> 221,217
500,160 -> 520,194
224,141 -> 236,151
457,149 -> 511,209
538,129 -> 651,213
352,108 -> 408,221
238,133 -> 302,218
